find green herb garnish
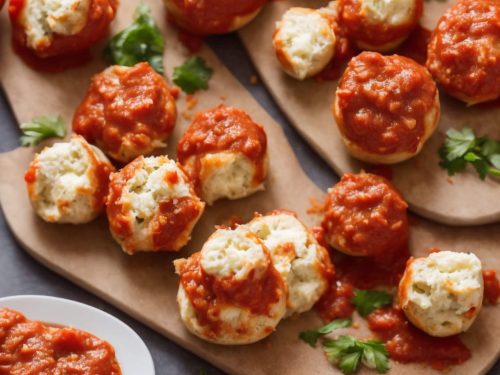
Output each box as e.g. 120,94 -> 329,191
20,115 -> 66,146
324,336 -> 390,374
299,318 -> 352,347
439,128 -> 500,179
352,290 -> 393,317
104,4 -> 165,74
172,56 -> 213,94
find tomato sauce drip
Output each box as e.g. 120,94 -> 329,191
395,25 -> 432,65
483,270 -> 500,305
368,307 -> 471,370
178,252 -> 283,336
177,105 -> 267,195
151,197 -> 202,250
0,308 -> 121,374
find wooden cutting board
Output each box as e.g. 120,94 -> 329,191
0,1 -> 499,374
239,0 -> 500,227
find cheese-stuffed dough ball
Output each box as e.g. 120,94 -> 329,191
338,0 -> 423,51
272,7 -> 336,80
73,63 -> 177,164
399,251 -> 484,337
334,52 -> 439,164
322,173 -> 409,257
174,226 -> 287,345
106,156 -> 205,255
9,0 -> 118,58
164,0 -> 266,35
177,105 -> 268,205
24,135 -> 114,224
247,211 -> 333,316
427,0 -> 500,105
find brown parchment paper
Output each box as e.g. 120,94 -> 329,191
0,1 -> 499,374
239,0 -> 500,226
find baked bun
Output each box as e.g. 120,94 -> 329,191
427,0 -> 500,105
177,105 -> 268,205
73,63 -> 177,164
106,155 -> 204,255
334,52 -> 440,164
24,135 -> 114,224
247,211 -> 333,316
339,0 -> 423,52
9,0 -> 117,58
322,173 -> 409,257
399,251 -> 484,337
163,0 -> 266,35
272,7 -> 336,80
174,226 -> 287,345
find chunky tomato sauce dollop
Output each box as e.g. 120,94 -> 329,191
177,252 -> 283,337
167,0 -> 267,35
177,105 -> 267,195
9,0 -> 117,71
0,308 -> 121,374
73,62 -> 177,163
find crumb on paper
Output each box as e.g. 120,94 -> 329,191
447,176 -> 454,184
182,111 -> 192,121
219,95 -> 227,101
186,94 -> 198,110
250,74 -> 258,85
352,322 -> 360,329
307,196 -> 324,215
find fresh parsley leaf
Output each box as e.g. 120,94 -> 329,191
104,4 -> 165,74
324,336 -> 390,375
19,115 -> 66,146
173,56 -> 213,94
438,127 -> 500,180
351,290 -> 393,317
299,318 -> 352,347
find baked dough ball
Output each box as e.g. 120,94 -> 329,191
322,173 -> 409,257
247,211 -> 333,316
334,52 -> 440,164
73,63 -> 177,164
272,7 -> 336,80
338,0 -> 423,51
106,155 -> 205,255
399,251 -> 484,337
9,0 -> 117,58
174,226 -> 287,345
164,0 -> 266,35
427,0 -> 500,105
24,135 -> 114,224
177,105 -> 268,205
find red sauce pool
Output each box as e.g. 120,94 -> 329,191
483,270 -> 500,305
0,308 -> 121,374
368,307 -> 471,371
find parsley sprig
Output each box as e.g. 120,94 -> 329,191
173,56 -> 213,94
352,290 -> 393,317
299,318 -> 352,347
439,128 -> 500,180
324,336 -> 390,374
19,115 -> 66,146
104,4 -> 165,74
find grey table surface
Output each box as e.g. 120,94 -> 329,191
0,34 -> 498,375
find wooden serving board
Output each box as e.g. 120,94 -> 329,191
0,1 -> 499,374
239,0 -> 500,227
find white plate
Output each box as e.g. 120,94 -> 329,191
0,295 -> 155,375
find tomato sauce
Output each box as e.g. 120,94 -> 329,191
338,0 -> 423,49
0,308 -> 121,374
177,252 -> 283,337
9,0 -> 117,68
368,307 -> 471,370
321,173 -> 409,257
167,0 -> 267,35
483,270 -> 500,305
177,105 -> 267,195
426,0 -> 500,104
336,52 -> 437,155
73,62 -> 177,163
